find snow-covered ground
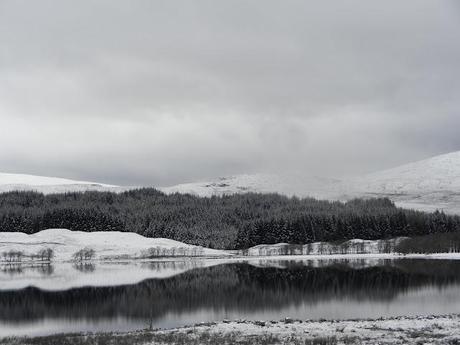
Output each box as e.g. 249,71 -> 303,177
4,314 -> 460,344
1,229 -> 459,267
156,314 -> 460,345
0,229 -> 224,262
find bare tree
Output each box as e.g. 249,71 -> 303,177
2,250 -> 24,262
73,247 -> 96,262
37,248 -> 54,262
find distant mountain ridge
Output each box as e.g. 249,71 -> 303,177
0,172 -> 118,194
349,151 -> 460,194
160,173 -> 341,198
1,151 -> 460,214
160,151 -> 460,214
344,151 -> 460,214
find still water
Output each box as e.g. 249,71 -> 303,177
1,258 -> 460,337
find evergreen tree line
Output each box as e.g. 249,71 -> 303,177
235,208 -> 460,249
0,189 -> 459,249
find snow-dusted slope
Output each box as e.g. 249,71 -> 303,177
342,151 -> 460,214
349,151 -> 460,195
0,172 -> 112,186
0,172 -> 119,194
0,229 -> 225,262
160,152 -> 460,214
2,151 -> 460,213
160,173 -> 341,199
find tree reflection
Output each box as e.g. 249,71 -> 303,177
73,262 -> 96,273
0,263 -> 54,276
1,259 -> 460,323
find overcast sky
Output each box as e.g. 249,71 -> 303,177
1,0 -> 459,186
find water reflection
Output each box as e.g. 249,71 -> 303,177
1,259 -> 460,337
0,263 -> 54,276
73,263 -> 96,273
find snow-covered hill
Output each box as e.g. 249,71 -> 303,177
343,151 -> 460,214
0,229 -> 224,262
2,151 -> 460,213
159,173 -> 341,199
347,151 -> 460,194
0,172 -> 119,194
161,152 -> 460,214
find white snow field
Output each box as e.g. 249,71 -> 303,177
0,229 -> 224,262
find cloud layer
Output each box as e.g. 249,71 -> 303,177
1,0 -> 459,185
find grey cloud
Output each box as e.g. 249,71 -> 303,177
0,0 -> 459,185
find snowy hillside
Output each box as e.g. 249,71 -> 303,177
344,151 -> 460,214
161,152 -> 460,214
0,229 -> 225,262
160,173 -> 341,199
0,172 -> 119,194
2,151 -> 460,214
348,151 -> 460,194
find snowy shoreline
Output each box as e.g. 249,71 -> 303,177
3,314 -> 460,344
0,229 -> 225,263
2,228 -> 460,265
156,313 -> 460,344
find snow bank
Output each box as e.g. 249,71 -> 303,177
0,229 -> 225,262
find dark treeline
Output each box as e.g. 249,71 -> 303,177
396,232 -> 460,254
0,190 -> 460,249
